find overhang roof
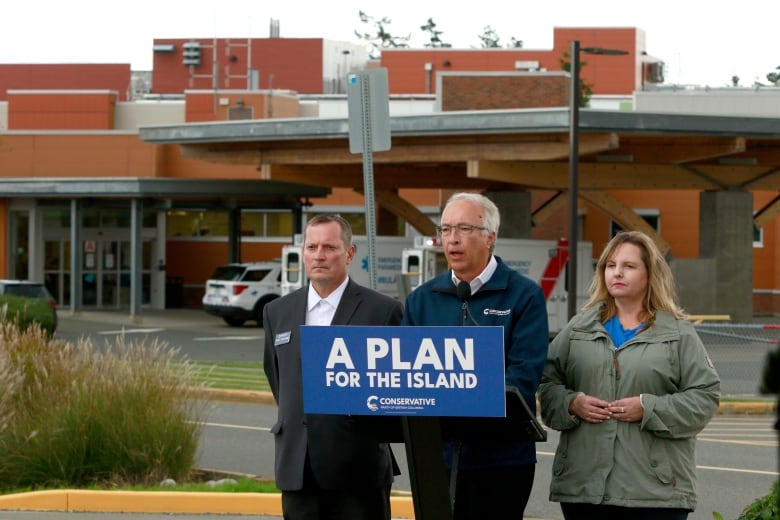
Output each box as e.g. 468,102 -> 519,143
139,108 -> 780,239
139,109 -> 780,193
0,178 -> 330,208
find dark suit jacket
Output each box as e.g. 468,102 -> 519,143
263,279 -> 403,491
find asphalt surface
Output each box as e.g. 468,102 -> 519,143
0,308 -> 774,520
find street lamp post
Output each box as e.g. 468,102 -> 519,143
567,40 -> 581,322
567,41 -> 629,321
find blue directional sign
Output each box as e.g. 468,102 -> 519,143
300,325 -> 506,417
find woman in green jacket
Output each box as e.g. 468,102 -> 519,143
539,231 -> 720,520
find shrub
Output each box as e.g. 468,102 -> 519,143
0,322 -> 207,490
0,296 -> 55,336
736,479 -> 778,520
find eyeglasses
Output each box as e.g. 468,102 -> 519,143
436,223 -> 488,237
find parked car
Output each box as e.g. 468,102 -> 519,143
202,261 -> 282,327
0,279 -> 58,332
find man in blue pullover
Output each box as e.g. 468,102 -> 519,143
402,192 -> 549,520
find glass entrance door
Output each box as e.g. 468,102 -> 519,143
44,237 -> 152,308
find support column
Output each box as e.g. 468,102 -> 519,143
377,205 -> 400,236
130,199 -> 143,321
699,190 -> 753,321
69,199 -> 82,313
228,208 -> 241,263
483,190 -> 532,238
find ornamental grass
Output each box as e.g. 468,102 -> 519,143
0,319 -> 206,491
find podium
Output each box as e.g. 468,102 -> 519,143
441,386 -> 546,442
299,326 -> 544,520
400,386 -> 546,520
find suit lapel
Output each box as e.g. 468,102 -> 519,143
331,280 -> 361,325
290,288 -> 308,326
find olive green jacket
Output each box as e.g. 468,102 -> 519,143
539,306 -> 721,511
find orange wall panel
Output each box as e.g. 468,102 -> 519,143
309,187 -> 365,207
399,189 -> 441,208
267,95 -> 301,118
0,135 -> 35,176
166,240 -> 288,286
553,28 -> 640,93
580,190 -> 701,259
531,190 -> 568,241
0,134 -> 157,178
753,191 -> 778,289
183,91 -> 300,122
11,113 -> 113,130
9,92 -> 115,112
161,145 -> 261,179
607,190 -> 700,258
0,64 -> 131,101
9,91 -> 116,130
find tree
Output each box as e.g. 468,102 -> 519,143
478,26 -> 523,49
478,26 -> 501,48
767,66 -> 780,86
560,52 -> 593,107
421,18 -> 451,48
354,11 -> 410,59
508,37 -> 524,49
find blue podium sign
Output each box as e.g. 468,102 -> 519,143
300,325 -> 506,417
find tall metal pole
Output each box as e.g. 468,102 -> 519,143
358,73 -> 378,291
213,36 -> 218,115
567,40 -> 581,321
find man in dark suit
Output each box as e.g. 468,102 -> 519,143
263,214 -> 403,520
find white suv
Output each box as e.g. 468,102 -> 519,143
202,261 -> 281,327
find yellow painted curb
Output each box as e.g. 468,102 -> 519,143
391,495 -> 416,519
190,387 -> 277,405
0,490 -> 68,510
0,489 -> 415,518
717,401 -> 776,415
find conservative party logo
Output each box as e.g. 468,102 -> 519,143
366,395 -> 379,411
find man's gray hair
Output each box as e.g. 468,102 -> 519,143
443,192 -> 501,236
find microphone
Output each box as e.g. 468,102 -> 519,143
456,281 -> 480,326
457,281 -> 471,302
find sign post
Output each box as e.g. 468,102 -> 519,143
347,68 -> 391,291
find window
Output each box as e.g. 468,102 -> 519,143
753,218 -> 763,248
305,211 -> 367,235
166,210 -> 293,238
610,209 -> 660,237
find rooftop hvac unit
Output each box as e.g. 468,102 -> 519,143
153,43 -> 176,53
646,61 -> 665,83
182,41 -> 202,67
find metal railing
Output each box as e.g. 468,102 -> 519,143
695,323 -> 780,397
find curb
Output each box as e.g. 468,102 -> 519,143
191,387 -> 277,406
0,490 -> 415,518
716,401 -> 776,415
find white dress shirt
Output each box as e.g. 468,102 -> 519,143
305,276 -> 349,326
450,255 -> 498,295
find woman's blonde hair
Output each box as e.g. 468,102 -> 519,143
583,231 -> 687,325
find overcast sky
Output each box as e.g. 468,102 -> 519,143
2,0 -> 776,87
